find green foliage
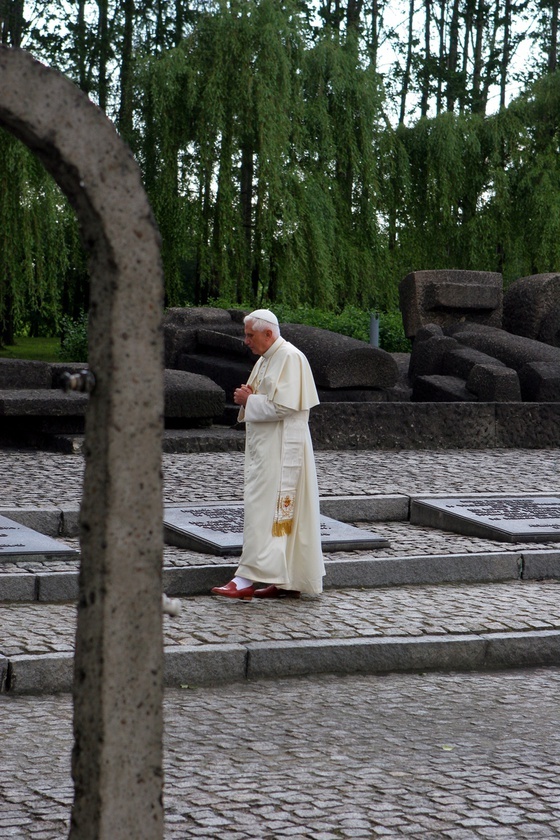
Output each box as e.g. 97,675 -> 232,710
0,128 -> 85,345
0,336 -> 61,362
378,310 -> 412,353
59,312 -> 88,362
7,2 -> 560,340
134,1 -> 390,311
208,298 -> 411,352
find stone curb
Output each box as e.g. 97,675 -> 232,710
5,630 -> 560,695
1,550 -> 559,603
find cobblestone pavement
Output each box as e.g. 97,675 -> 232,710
2,446 -> 560,837
2,447 -> 560,508
2,516 -> 560,578
2,579 -> 560,656
1,667 -> 560,839
2,446 -> 560,576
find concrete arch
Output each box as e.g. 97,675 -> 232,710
0,46 -> 164,838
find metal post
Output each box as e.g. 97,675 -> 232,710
370,312 -> 380,348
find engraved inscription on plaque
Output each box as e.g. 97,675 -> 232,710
0,515 -> 79,558
410,496 -> 560,542
164,503 -> 389,555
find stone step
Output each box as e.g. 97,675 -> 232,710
2,578 -> 560,695
2,545 -> 560,603
2,499 -> 560,601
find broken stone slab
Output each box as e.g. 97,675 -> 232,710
503,273 -> 560,346
0,358 -> 52,389
423,281 -> 500,310
447,322 -> 560,371
163,369 -> 225,421
0,389 -> 88,416
163,503 -> 389,555
163,306 -> 234,328
163,309 -> 240,367
409,334 -> 460,379
163,324 -> 199,368
539,306 -> 560,349
164,308 -> 399,391
196,328 -> 252,357
441,346 -> 506,380
466,364 -> 521,402
280,323 -> 398,389
399,269 -> 503,338
518,362 -> 560,402
412,374 -> 474,402
177,354 -> 253,402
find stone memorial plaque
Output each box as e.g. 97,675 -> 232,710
411,496 -> 560,542
164,503 -> 389,556
0,514 -> 79,559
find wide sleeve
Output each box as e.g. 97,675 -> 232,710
244,394 -> 299,422
261,346 -> 319,412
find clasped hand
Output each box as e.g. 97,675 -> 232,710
234,383 -> 253,406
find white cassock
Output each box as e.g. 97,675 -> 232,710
236,336 -> 325,594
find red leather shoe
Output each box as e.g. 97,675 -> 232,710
211,580 -> 255,600
253,585 -> 300,599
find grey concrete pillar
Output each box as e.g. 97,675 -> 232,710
0,47 -> 165,838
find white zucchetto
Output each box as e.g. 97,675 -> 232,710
247,309 -> 279,327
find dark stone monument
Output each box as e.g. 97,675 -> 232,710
503,273 -> 560,347
412,375 -> 473,402
447,322 -> 560,371
518,362 -> 560,402
163,369 -> 225,427
280,323 -> 398,389
466,364 -> 521,402
399,269 -> 503,339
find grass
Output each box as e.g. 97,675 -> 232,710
0,336 -> 61,362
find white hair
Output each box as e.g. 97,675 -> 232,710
244,314 -> 280,339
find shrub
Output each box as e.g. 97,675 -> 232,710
59,312 -> 88,362
208,299 -> 411,353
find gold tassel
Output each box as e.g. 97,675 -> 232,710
272,519 -> 293,537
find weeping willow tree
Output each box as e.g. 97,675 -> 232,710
132,0 -> 391,310
502,72 -> 560,280
0,129 -> 84,345
380,83 -> 560,289
7,0 -> 560,336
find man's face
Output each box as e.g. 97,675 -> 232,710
244,322 -> 275,356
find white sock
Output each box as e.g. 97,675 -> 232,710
232,576 -> 253,589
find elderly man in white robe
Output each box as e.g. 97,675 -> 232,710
211,309 -> 325,600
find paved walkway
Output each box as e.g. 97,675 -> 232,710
1,446 -> 560,692
2,668 -> 560,838
1,446 -> 560,836
3,447 -> 560,506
